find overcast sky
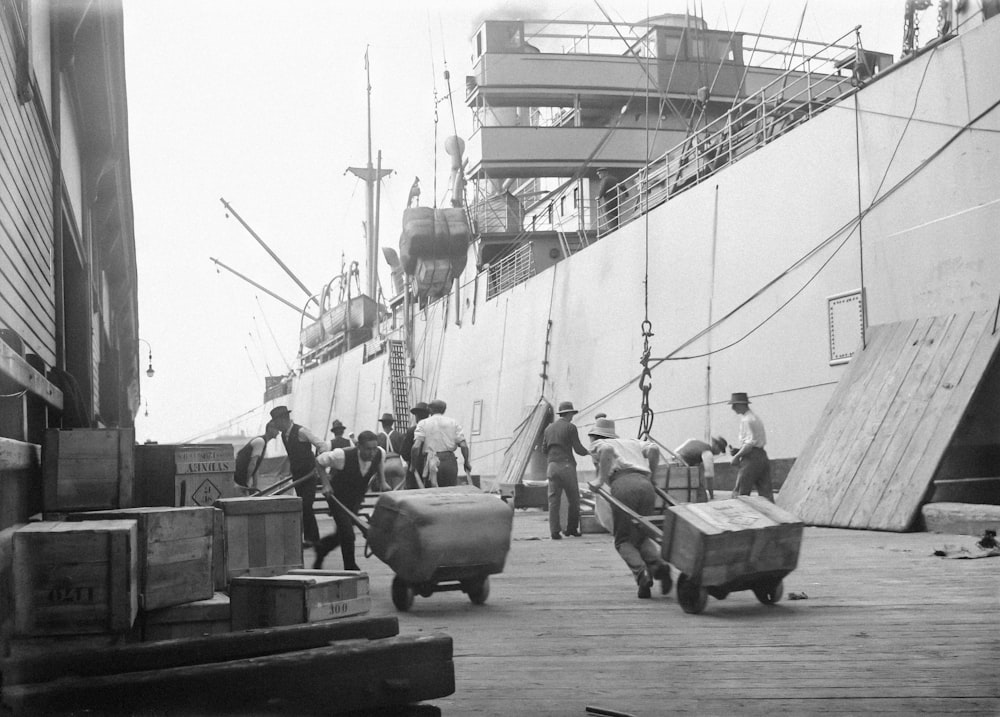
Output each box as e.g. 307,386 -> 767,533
123,0 -> 909,444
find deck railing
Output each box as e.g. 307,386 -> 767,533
485,243 -> 534,300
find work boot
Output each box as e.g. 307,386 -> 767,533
653,563 -> 673,595
636,569 -> 653,599
551,532 -> 562,540
563,529 -> 582,537
312,535 -> 338,570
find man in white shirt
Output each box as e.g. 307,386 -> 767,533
728,392 -> 773,502
587,418 -> 671,599
312,430 -> 389,570
410,399 -> 471,487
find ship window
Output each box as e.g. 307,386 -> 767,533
531,214 -> 537,230
559,196 -> 565,216
471,400 -> 483,436
573,187 -> 579,208
546,204 -> 553,225
827,289 -> 865,365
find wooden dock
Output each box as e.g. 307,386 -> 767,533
316,503 -> 999,716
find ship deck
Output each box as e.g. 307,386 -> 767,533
311,501 -> 999,716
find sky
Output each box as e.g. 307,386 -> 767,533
123,0 -> 910,444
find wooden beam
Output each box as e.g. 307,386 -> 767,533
0,438 -> 40,473
0,342 -> 62,410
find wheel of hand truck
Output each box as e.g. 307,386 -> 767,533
676,574 -> 708,614
391,575 -> 415,611
753,578 -> 784,605
467,576 -> 490,605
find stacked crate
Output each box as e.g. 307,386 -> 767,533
3,430 -> 373,659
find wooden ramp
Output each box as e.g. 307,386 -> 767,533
495,398 -> 552,487
777,309 -> 1000,531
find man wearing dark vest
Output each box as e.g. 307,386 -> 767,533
376,412 -> 406,489
314,431 -> 389,570
270,406 -> 329,549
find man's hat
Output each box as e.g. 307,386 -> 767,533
588,418 -> 618,439
330,419 -> 346,432
556,401 -> 578,415
429,399 -> 447,413
411,402 -> 430,416
269,406 -> 290,419
379,412 -> 395,424
711,435 -> 728,453
728,392 -> 751,405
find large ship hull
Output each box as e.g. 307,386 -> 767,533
199,18 -> 1000,483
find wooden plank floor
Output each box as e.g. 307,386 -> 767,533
307,503 -> 1000,716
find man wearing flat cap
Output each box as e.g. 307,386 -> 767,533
542,401 -> 590,540
728,392 -> 773,502
400,402 -> 430,488
269,406 -> 329,548
587,418 -> 671,599
411,398 -> 471,487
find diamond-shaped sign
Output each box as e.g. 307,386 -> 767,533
191,479 -> 223,506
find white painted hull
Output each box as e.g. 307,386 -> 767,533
200,19 -> 1000,480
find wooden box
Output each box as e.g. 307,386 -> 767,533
229,571 -> 371,630
68,507 -> 215,610
211,507 -> 226,591
134,444 -> 237,508
12,520 -> 138,636
661,496 -> 803,587
141,592 -> 231,641
214,496 -> 302,583
42,428 -> 134,512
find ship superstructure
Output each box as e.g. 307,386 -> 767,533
195,7 -> 1000,500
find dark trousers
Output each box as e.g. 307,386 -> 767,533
547,461 -> 580,535
295,472 -> 319,544
609,473 -> 664,583
735,447 -> 774,502
316,489 -> 364,570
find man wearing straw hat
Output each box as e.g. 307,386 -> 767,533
542,401 -> 590,540
587,418 -> 671,599
728,392 -> 774,502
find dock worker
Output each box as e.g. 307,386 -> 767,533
270,406 -> 329,550
596,168 -> 625,231
376,412 -> 406,489
411,398 -> 471,488
400,402 -> 430,488
313,430 -> 390,570
587,418 -> 671,599
728,392 -> 774,502
329,419 -> 353,449
233,420 -> 280,492
673,435 -> 728,501
542,401 -> 590,540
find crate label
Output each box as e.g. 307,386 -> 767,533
47,586 -> 96,604
686,500 -> 774,531
175,447 -> 234,474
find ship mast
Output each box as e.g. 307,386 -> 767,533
347,47 -> 393,300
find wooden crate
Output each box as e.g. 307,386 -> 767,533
134,444 -> 238,508
211,507 -> 226,591
67,507 -> 215,610
12,520 -> 138,636
215,496 -> 302,583
229,571 -> 371,630
141,592 -> 231,641
42,428 -> 134,512
661,496 -> 803,587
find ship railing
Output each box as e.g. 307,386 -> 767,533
485,243 -> 534,300
601,26 -> 866,236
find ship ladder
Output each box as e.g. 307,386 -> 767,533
388,339 -> 412,430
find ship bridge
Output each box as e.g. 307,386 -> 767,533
464,15 -> 892,295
